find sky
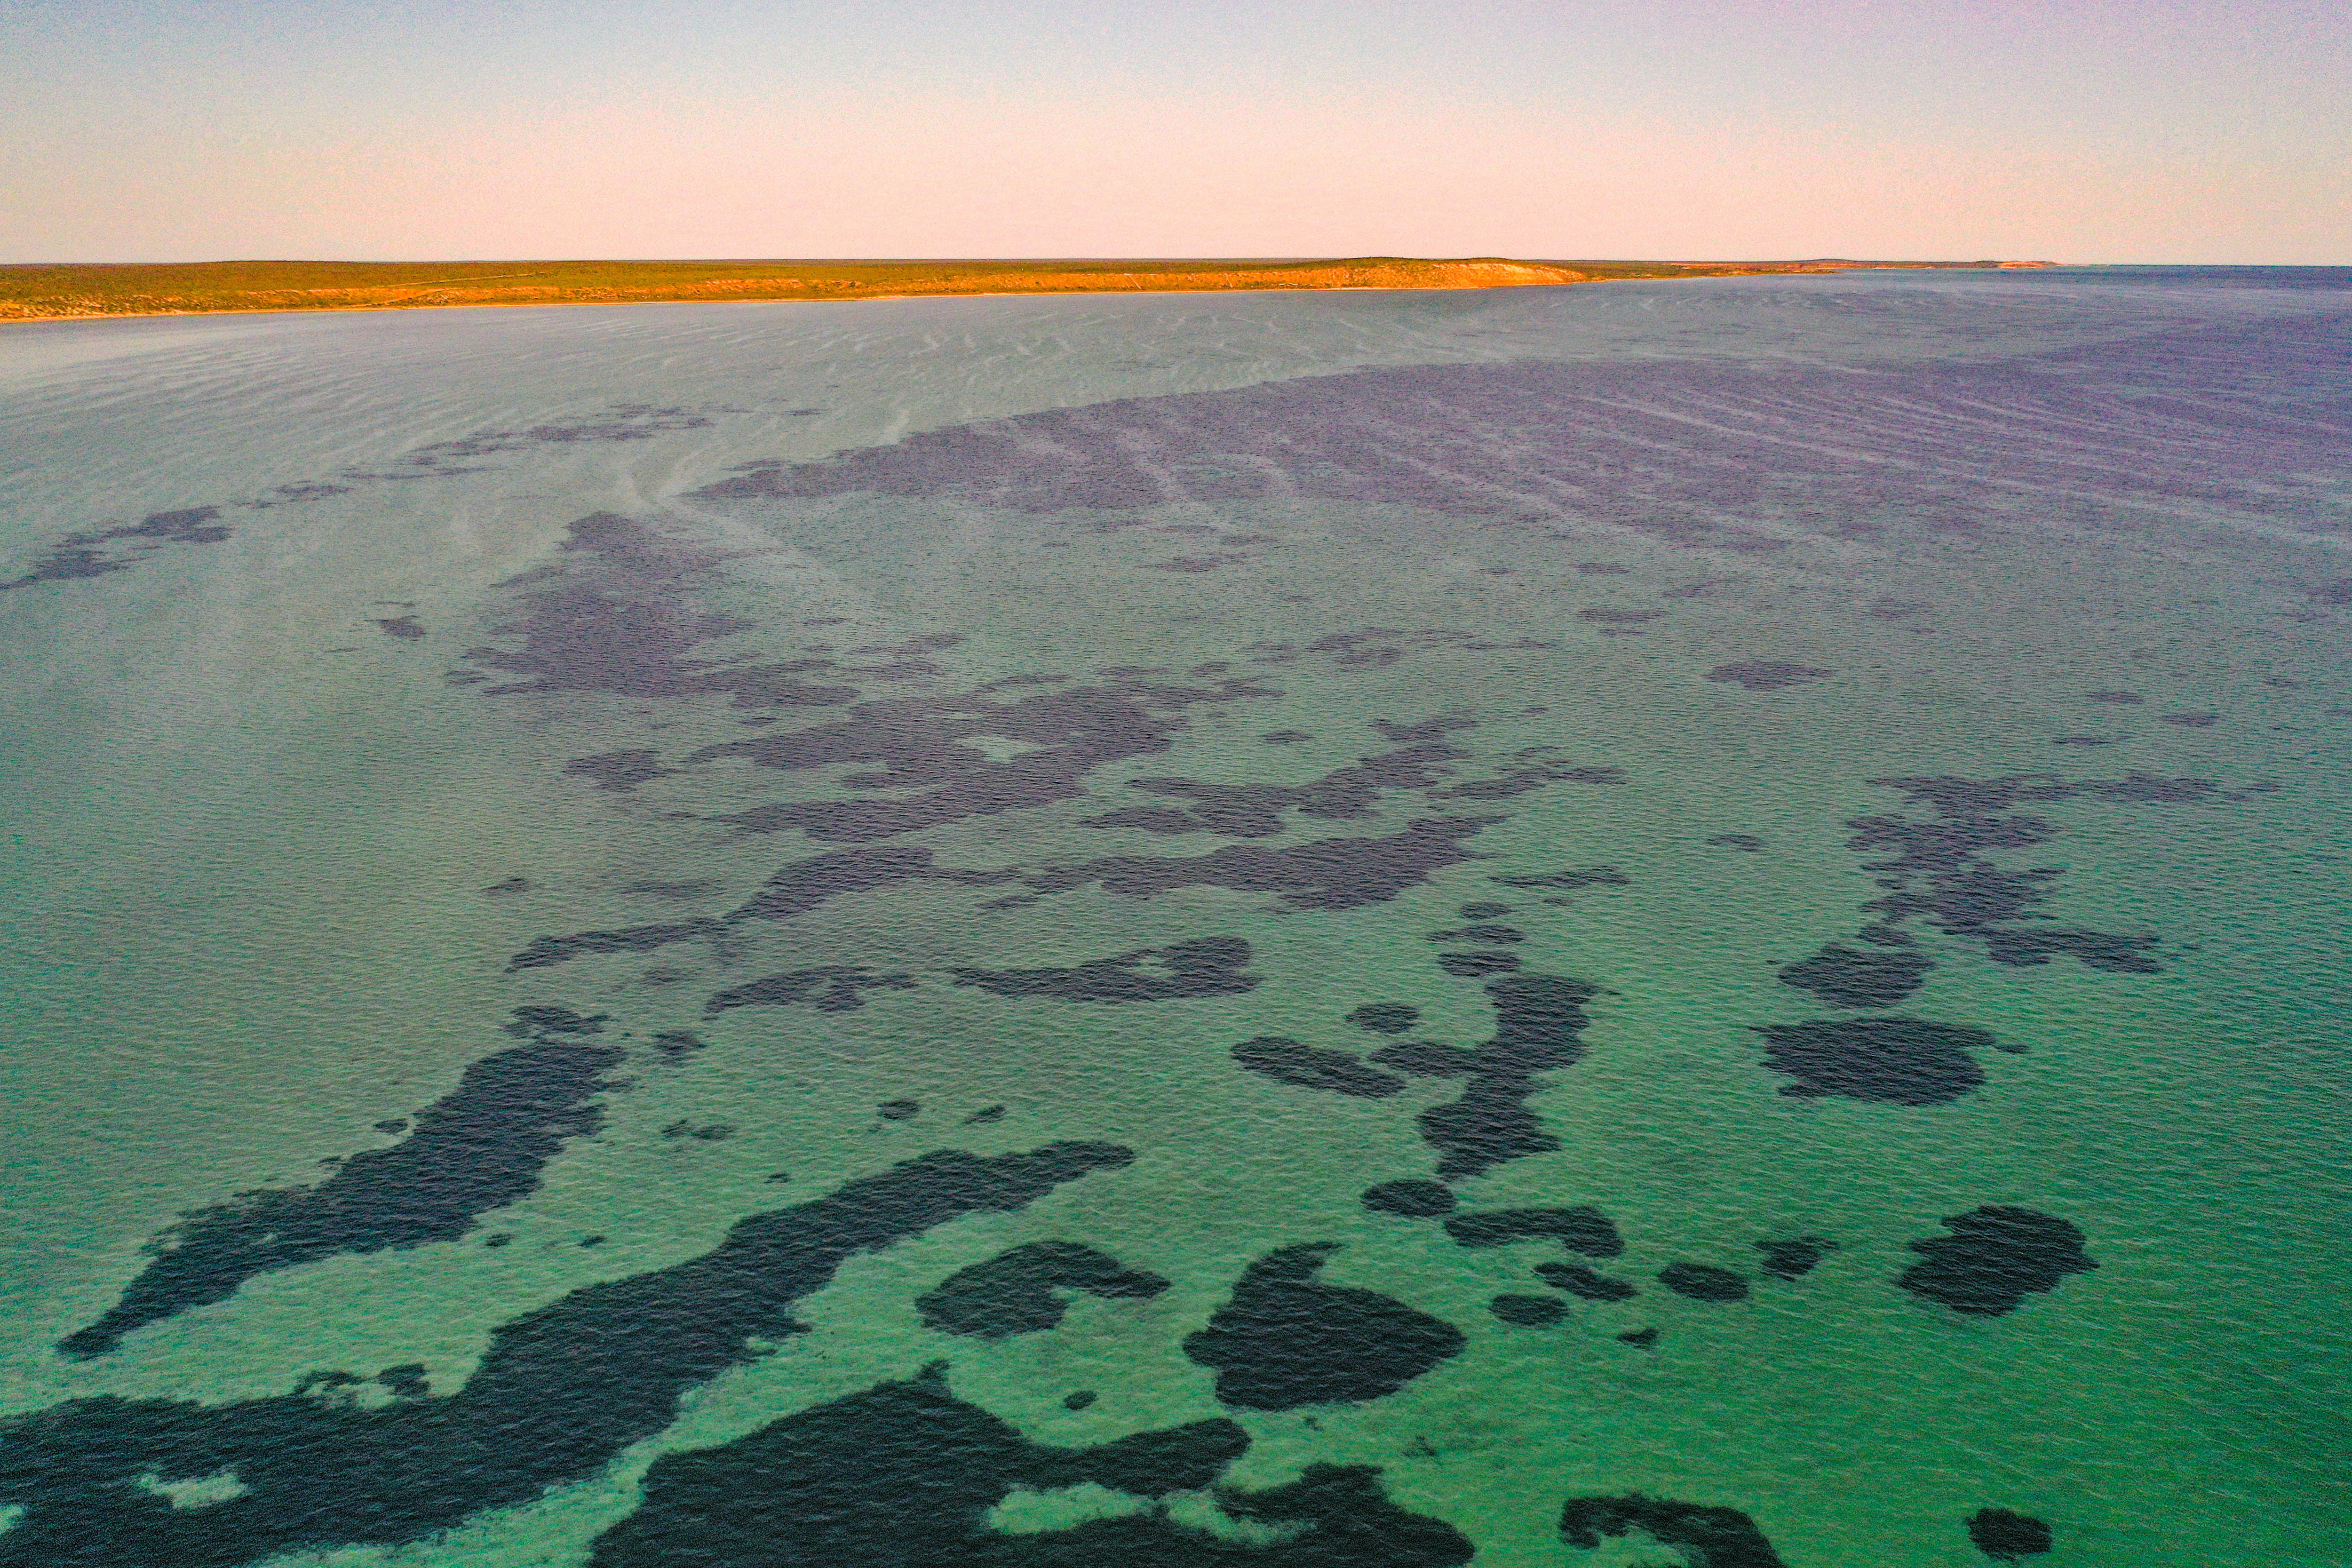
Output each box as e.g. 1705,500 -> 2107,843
3,0 -> 2346,263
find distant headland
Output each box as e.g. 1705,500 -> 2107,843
0,256 -> 2058,324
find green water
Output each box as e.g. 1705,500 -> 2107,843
1,270 -> 2347,1565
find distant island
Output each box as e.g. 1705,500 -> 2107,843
0,256 -> 2057,324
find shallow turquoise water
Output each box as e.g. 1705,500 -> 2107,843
1,269 -> 2347,1566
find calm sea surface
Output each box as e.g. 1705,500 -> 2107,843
1,268 -> 2347,1566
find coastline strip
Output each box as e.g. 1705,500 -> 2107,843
0,255 -> 2050,324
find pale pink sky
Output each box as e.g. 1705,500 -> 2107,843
5,0 -> 2346,262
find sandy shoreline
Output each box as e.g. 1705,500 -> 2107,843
0,258 -> 2050,327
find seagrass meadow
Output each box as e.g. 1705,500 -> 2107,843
0,264 -> 2345,1567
